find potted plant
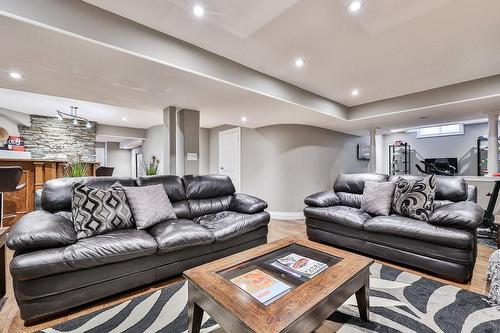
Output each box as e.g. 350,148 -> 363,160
63,156 -> 89,177
144,156 -> 160,175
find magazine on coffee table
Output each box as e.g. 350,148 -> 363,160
230,269 -> 291,305
274,253 -> 328,278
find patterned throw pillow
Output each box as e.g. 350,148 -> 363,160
392,175 -> 436,221
72,182 -> 135,239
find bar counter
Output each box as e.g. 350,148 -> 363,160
0,158 -> 99,226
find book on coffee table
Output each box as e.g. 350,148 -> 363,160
275,253 -> 328,278
230,269 -> 291,305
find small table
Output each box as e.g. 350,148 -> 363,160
183,236 -> 373,333
0,227 -> 7,299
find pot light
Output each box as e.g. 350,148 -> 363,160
351,89 -> 360,96
241,116 -> 247,123
8,72 -> 22,79
294,58 -> 305,67
86,121 -> 92,129
347,0 -> 363,13
122,117 -> 127,121
192,5 -> 205,17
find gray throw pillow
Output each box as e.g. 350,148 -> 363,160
123,184 -> 177,229
72,182 -> 135,239
361,181 -> 396,216
392,175 -> 436,221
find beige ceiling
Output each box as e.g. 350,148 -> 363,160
0,0 -> 499,135
84,0 -> 500,106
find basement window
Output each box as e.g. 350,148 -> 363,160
416,124 -> 464,139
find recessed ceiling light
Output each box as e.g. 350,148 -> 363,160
351,89 -> 360,96
241,116 -> 247,122
122,117 -> 127,121
86,121 -> 92,129
8,72 -> 22,79
294,58 -> 305,67
347,0 -> 363,13
192,5 -> 205,17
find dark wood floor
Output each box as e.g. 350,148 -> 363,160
0,219 -> 494,333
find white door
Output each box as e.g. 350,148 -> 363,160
219,128 -> 241,192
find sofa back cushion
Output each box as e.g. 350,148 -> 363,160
333,173 -> 389,208
183,175 -> 236,199
389,175 -> 468,202
333,173 -> 389,194
135,175 -> 186,202
41,177 -> 136,213
183,175 -> 235,218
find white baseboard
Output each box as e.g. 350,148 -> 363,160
269,211 -> 305,220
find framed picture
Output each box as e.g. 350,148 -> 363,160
357,144 -> 370,160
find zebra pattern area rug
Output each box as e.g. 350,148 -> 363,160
40,263 -> 500,333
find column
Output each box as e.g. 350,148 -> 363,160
487,113 -> 499,175
369,129 -> 377,173
375,134 -> 384,174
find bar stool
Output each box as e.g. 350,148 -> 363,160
0,166 -> 25,227
95,166 -> 114,177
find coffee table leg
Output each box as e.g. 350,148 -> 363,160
355,280 -> 370,322
188,283 -> 204,333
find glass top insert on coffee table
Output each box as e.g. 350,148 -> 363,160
218,243 -> 342,304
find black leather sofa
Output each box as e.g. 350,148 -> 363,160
304,173 -> 484,283
7,174 -> 270,322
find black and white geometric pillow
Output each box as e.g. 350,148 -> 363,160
392,175 -> 436,221
72,182 -> 135,239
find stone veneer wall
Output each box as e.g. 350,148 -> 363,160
18,115 -> 96,162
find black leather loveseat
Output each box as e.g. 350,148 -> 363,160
304,173 -> 484,283
7,174 -> 269,322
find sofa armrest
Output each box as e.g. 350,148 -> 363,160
429,201 -> 484,230
304,191 -> 341,207
230,193 -> 268,214
7,211 -> 77,252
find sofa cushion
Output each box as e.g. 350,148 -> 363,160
7,211 -> 77,251
184,175 -> 235,199
135,175 -> 186,202
10,229 -> 158,281
392,175 -> 436,221
148,219 -> 215,253
188,195 -> 233,219
336,192 -> 363,208
333,173 -> 389,194
195,211 -> 270,241
123,184 -> 177,229
41,176 -> 136,213
303,206 -> 371,230
364,215 -> 474,249
361,181 -> 395,216
72,182 -> 135,239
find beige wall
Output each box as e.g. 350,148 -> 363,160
199,127 -> 210,175
210,124 -> 369,212
106,142 -> 132,177
142,125 -> 164,174
382,122 -> 490,176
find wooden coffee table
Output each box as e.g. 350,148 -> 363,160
183,236 -> 373,333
